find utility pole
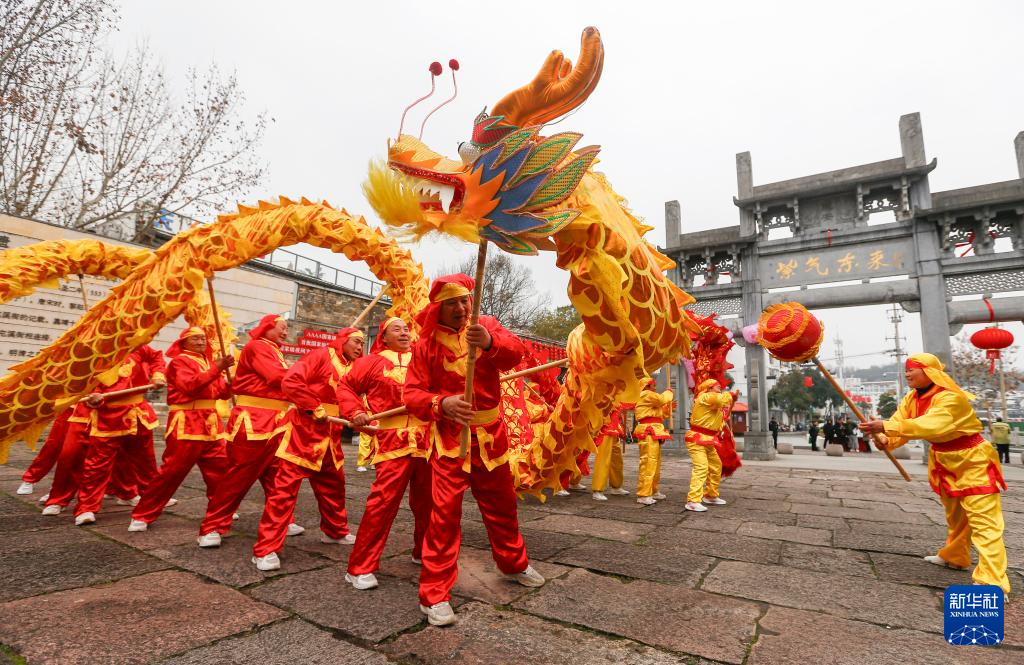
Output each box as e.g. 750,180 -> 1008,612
886,305 -> 906,395
833,337 -> 845,390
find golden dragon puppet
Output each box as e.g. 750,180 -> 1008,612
0,204 -> 430,461
1,28 -> 732,496
365,26 -> 703,493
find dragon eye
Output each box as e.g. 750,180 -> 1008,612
458,141 -> 480,165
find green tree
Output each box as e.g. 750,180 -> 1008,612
769,368 -> 846,420
877,391 -> 898,419
527,304 -> 581,342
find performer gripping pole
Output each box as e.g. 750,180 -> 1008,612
197,314 -> 295,548
340,317 -> 432,589
404,273 -> 545,627
250,327 -> 365,571
71,345 -> 166,525
859,354 -> 1010,597
129,328 -> 234,532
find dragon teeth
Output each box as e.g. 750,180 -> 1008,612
437,185 -> 454,213
412,180 -> 454,213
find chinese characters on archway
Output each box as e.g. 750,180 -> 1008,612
774,248 -> 907,281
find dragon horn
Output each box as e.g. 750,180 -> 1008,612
397,61 -> 442,138
490,26 -> 604,129
418,59 -> 460,140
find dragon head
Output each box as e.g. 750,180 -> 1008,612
365,27 -> 604,255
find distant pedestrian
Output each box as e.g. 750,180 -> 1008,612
808,420 -> 819,452
769,417 -> 779,449
822,420 -> 834,447
990,417 -> 1011,464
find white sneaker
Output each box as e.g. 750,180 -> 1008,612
636,496 -> 656,506
569,483 -> 585,491
507,564 -> 545,588
651,492 -> 667,500
345,572 -> 378,590
702,497 -> 727,506
128,519 -> 148,532
923,555 -> 968,570
165,498 -> 178,507
555,489 -> 570,497
420,601 -> 456,626
286,522 -> 305,536
684,502 -> 708,512
16,481 -> 33,495
356,466 -> 368,472
75,512 -> 96,526
41,504 -> 61,516
592,492 -> 608,501
411,556 -> 422,565
320,533 -> 355,545
197,532 -> 222,548
606,487 -> 630,496
252,552 -> 280,571
38,493 -> 49,503
116,495 -> 141,507
232,513 -> 240,521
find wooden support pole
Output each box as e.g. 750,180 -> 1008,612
206,276 -> 236,407
812,356 -> 911,482
351,286 -> 389,328
459,240 -> 489,458
77,274 -> 90,309
79,383 -> 156,403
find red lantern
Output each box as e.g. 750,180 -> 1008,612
970,326 -> 1014,374
757,302 -> 824,363
804,375 -> 813,388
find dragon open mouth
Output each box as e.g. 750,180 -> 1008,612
388,162 -> 464,214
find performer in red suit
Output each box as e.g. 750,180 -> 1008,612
128,327 -> 234,531
339,317 -> 431,589
250,327 -> 364,571
18,409 -> 73,497
197,314 -> 294,548
41,417 -> 148,514
405,274 -> 545,627
71,345 -> 167,525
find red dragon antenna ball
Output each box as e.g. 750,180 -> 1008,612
756,302 -> 824,363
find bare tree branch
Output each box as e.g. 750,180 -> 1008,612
1,2 -> 266,239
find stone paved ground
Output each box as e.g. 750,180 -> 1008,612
1,440 -> 1022,664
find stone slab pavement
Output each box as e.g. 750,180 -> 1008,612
1,438 -> 1022,664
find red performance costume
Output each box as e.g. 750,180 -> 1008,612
19,409 -> 72,491
251,327 -> 364,569
339,317 -> 431,588
72,345 -> 166,524
404,274 -> 543,626
130,328 -> 232,530
198,315 -> 291,546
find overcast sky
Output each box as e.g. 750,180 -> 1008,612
111,1 -> 1024,380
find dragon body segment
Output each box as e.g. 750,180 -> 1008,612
0,200 -> 429,458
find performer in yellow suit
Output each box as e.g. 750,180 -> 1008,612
633,380 -> 673,506
356,430 -> 376,472
684,379 -> 735,513
860,353 -> 1009,597
591,404 -> 629,501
